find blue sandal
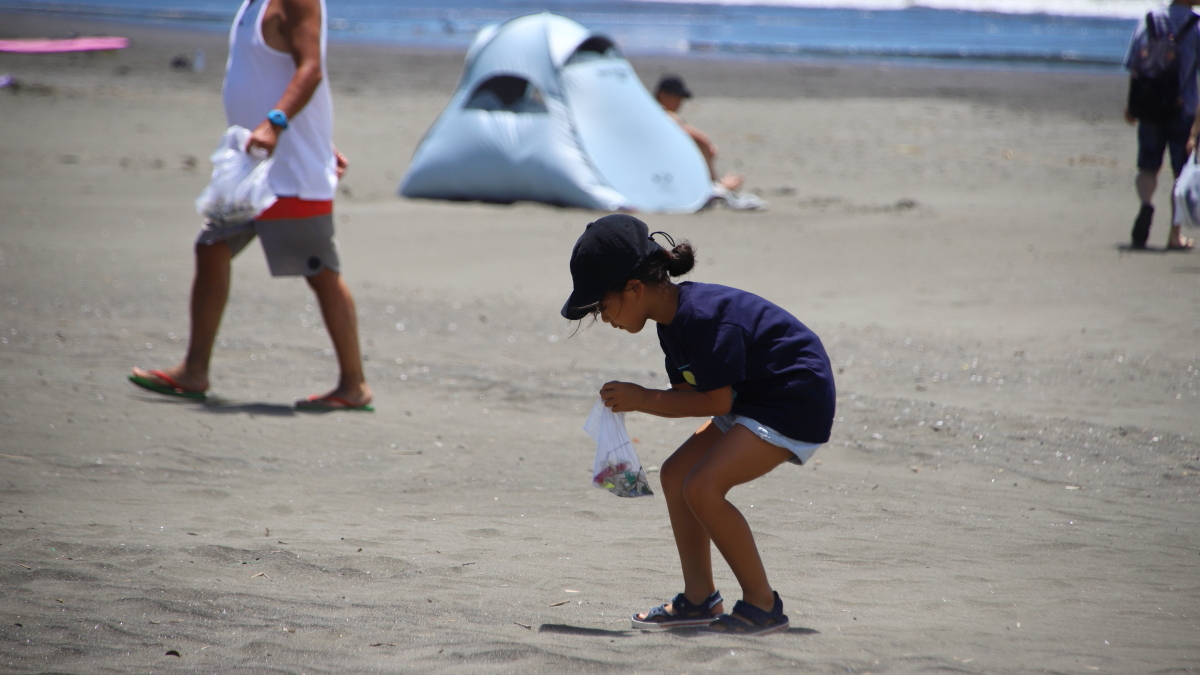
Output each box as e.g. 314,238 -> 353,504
704,591 -> 789,635
631,590 -> 723,631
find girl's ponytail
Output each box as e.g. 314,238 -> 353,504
632,237 -> 694,285
664,241 -> 695,277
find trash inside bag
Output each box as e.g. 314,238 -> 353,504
584,399 -> 653,498
194,125 -> 276,227
1174,152 -> 1200,229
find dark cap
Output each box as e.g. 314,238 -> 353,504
655,74 -> 692,98
561,214 -> 664,320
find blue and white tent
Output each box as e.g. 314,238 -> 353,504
398,13 -> 711,213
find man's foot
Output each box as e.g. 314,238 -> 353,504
718,173 -> 744,192
295,386 -> 373,412
129,366 -> 208,399
1168,236 -> 1196,251
1131,203 -> 1154,249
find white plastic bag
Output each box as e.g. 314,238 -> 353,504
583,399 -> 653,498
194,125 -> 276,227
1174,151 -> 1200,229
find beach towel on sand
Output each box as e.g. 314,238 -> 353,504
0,37 -> 129,53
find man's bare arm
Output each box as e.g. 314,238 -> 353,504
247,0 -> 324,155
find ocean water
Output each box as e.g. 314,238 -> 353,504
0,0 -> 1150,70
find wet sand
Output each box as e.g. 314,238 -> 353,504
1,12 -> 1198,675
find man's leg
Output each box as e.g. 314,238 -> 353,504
1136,169 -> 1157,204
131,240 -> 232,393
1133,169 -> 1158,249
304,267 -> 372,406
695,137 -> 719,183
1133,121 -> 1167,249
695,139 -> 744,192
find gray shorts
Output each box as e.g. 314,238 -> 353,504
711,413 -> 821,465
197,213 -> 340,277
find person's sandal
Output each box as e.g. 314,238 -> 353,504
631,590 -> 722,631
1131,204 -> 1153,249
703,591 -> 789,635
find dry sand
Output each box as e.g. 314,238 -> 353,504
1,13 -> 1198,675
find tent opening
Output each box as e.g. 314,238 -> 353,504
463,75 -> 547,113
566,37 -> 620,65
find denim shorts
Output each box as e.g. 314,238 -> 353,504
1137,112 -> 1194,176
711,414 -> 821,465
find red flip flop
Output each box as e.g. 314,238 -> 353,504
128,369 -> 207,400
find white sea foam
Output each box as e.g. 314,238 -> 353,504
632,0 -> 1161,20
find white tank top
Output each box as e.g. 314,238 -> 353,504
223,0 -> 336,200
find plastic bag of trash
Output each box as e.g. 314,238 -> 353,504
194,125 -> 275,227
1174,151 -> 1200,229
584,399 -> 653,498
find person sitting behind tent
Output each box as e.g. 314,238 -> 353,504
655,74 -> 743,192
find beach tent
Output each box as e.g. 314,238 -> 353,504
398,13 -> 711,213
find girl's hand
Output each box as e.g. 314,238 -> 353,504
600,381 -> 647,413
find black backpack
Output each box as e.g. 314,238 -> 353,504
1128,12 -> 1199,123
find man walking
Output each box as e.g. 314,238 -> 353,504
130,0 -> 372,410
1125,0 -> 1199,250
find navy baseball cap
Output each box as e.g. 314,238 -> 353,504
655,74 -> 692,98
561,215 -> 664,320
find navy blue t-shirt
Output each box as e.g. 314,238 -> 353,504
656,282 -> 836,444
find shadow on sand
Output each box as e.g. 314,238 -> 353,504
200,399 -> 297,416
536,623 -> 819,638
538,624 -> 633,637
1115,242 -> 1197,253
127,389 -> 298,417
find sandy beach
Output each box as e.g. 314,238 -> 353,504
1,12 -> 1198,674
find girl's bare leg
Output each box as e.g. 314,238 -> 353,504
683,424 -> 792,613
636,421 -> 726,619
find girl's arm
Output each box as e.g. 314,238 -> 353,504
599,381 -> 733,418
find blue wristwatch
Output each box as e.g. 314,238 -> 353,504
266,109 -> 288,130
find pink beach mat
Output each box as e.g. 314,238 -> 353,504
0,37 -> 129,53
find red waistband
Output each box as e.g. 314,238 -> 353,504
257,197 -> 333,221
